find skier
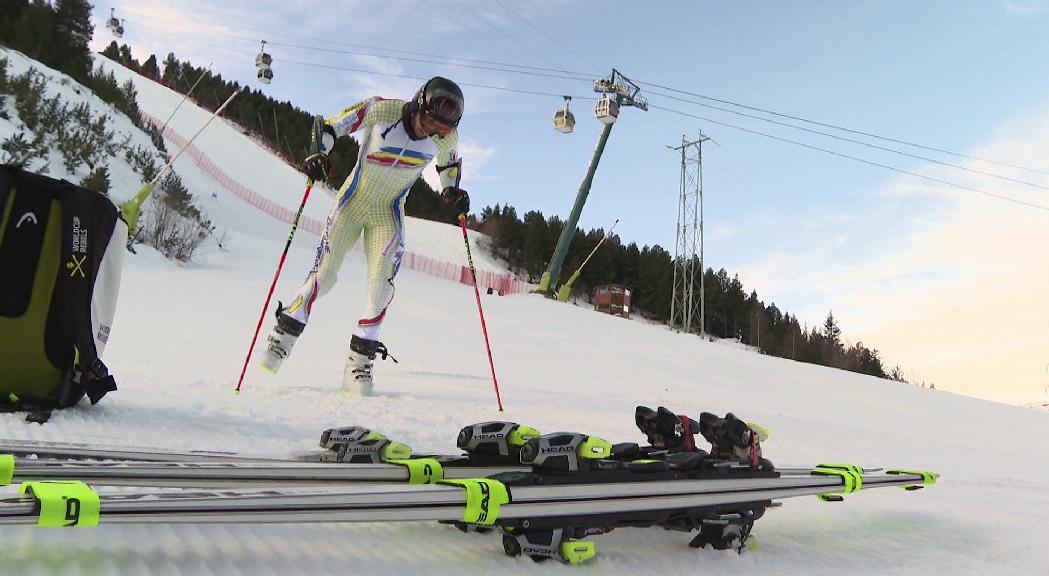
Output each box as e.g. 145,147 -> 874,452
260,76 -> 470,396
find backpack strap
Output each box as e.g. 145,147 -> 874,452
53,180 -> 122,405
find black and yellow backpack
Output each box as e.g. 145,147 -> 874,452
0,164 -> 127,420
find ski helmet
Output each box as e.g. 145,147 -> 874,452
411,76 -> 464,127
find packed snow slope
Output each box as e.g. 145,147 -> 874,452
3,50 -> 1049,575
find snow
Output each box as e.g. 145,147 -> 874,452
3,48 -> 1049,575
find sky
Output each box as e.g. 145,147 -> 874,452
86,0 -> 1049,404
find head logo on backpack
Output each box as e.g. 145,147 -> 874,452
0,165 -> 127,421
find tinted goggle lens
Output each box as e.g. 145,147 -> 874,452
427,95 -> 462,126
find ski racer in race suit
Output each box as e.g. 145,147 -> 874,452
260,77 -> 469,396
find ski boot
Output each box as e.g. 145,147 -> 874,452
699,412 -> 773,470
341,335 -> 397,396
259,303 -> 305,374
635,405 -> 702,452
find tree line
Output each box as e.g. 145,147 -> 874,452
97,42 -> 464,226
0,2 -> 909,383
479,204 -> 905,381
1,1 -> 152,133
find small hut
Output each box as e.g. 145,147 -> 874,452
593,284 -> 631,318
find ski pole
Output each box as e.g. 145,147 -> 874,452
235,178 -> 314,393
121,86 -> 244,232
158,63 -> 212,135
459,214 -> 504,412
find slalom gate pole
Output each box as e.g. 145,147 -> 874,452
235,178 -> 314,393
158,63 -> 213,135
459,214 -> 504,411
556,218 -> 619,302
121,86 -> 244,232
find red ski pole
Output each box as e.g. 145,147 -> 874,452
235,179 -> 314,393
459,214 -> 504,411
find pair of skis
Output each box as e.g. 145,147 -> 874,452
0,409 -> 938,564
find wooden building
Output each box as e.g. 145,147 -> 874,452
593,284 -> 631,318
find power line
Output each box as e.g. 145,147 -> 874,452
490,0 -> 604,74
122,17 -> 594,83
649,104 -> 1049,213
636,79 -> 1049,177
484,0 -> 682,140
644,89 -> 1049,192
118,14 -> 1049,211
121,12 -> 1047,179
449,0 -> 587,97
186,37 -> 597,100
119,12 -> 595,77
419,0 -> 545,75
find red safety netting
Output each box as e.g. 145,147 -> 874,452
143,113 -> 525,295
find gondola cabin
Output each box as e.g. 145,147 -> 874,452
106,9 -> 123,38
553,96 -> 575,134
595,95 -> 619,125
256,41 -> 273,84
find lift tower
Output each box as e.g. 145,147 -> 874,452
668,133 -> 709,335
538,69 -> 647,295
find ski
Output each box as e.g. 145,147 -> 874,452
0,469 -> 929,522
0,421 -> 540,464
0,456 -> 521,487
0,410 -> 881,487
0,466 -> 937,563
0,406 -> 939,564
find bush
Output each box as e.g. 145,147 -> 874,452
80,165 -> 111,196
0,57 -> 9,94
124,144 -> 161,182
144,122 -> 167,154
119,78 -> 142,126
9,68 -> 48,130
139,193 -> 212,262
1,131 -> 48,168
54,101 -> 116,171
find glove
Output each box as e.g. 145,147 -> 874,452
441,186 -> 469,215
305,114 -> 335,182
304,153 -> 331,182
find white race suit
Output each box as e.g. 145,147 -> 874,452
283,97 -> 461,341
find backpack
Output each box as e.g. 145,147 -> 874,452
0,164 -> 127,420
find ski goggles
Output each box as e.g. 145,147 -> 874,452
423,94 -> 463,127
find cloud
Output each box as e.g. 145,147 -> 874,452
724,101 -> 1049,404
1002,1 -> 1049,15
809,106 -> 1049,404
90,2 -> 253,67
421,138 -> 497,191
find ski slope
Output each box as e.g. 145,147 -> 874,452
2,49 -> 1049,575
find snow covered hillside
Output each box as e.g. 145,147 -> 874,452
2,49 -> 1049,575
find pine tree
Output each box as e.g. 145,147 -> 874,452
823,310 -> 841,343
0,2 -> 30,49
161,53 -> 180,85
101,41 -> 120,60
141,54 -> 160,79
80,165 -> 111,196
52,0 -> 93,81
117,44 -> 136,69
